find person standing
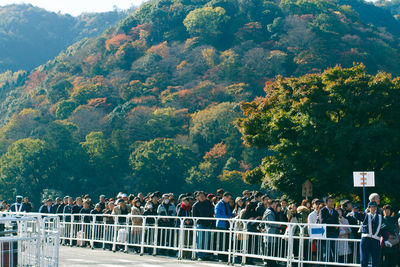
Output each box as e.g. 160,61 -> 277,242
192,191 -> 214,261
320,196 -> 339,263
23,197 -> 33,212
353,201 -> 391,267
214,192 -> 233,261
381,205 -> 399,267
39,199 -> 55,214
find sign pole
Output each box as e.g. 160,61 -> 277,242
362,172 -> 366,211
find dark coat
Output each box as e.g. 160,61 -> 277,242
320,206 -> 339,238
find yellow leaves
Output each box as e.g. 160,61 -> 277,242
147,41 -> 169,58
202,48 -> 217,67
176,60 -> 189,70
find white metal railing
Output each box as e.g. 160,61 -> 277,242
4,212 -> 362,266
0,213 -> 60,266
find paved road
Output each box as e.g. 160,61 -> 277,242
59,246 -> 250,267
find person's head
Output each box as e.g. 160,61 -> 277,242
169,195 -> 175,205
99,195 -> 105,203
67,197 -> 73,205
145,201 -> 153,210
352,204 -> 360,212
76,197 -> 82,206
56,197 -> 62,205
151,194 -> 159,204
117,198 -> 125,207
368,201 -> 378,214
340,200 -> 352,211
46,198 -> 53,206
222,192 -> 232,203
217,189 -> 224,197
108,201 -> 115,210
121,193 -> 128,202
242,190 -> 251,198
301,199 -> 310,208
138,193 -> 144,200
369,193 -> 380,205
63,196 -> 69,204
196,191 -> 206,202
325,196 -> 335,209
83,200 -> 89,209
336,207 -> 344,218
235,197 -> 243,209
383,205 -> 393,217
263,195 -> 270,206
269,199 -> 278,211
254,191 -> 263,202
280,198 -> 288,208
182,197 -> 190,207
23,197 -> 29,203
289,203 -> 297,213
133,197 -> 141,208
162,194 -> 170,204
16,195 -> 23,204
95,203 -> 101,211
312,198 -> 322,210
276,203 -> 282,213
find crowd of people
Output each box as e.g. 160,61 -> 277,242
2,190 -> 400,267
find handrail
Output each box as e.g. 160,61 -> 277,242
2,211 -> 363,267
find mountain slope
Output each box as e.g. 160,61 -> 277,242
0,0 -> 400,203
0,4 -> 128,72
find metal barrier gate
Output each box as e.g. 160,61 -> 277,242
4,213 -> 362,266
0,214 -> 60,267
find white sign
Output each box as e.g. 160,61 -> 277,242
353,171 -> 375,187
309,225 -> 327,238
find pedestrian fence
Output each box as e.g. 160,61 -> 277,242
4,213 -> 362,266
0,213 -> 60,266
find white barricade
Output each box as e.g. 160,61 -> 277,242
4,212 -> 362,266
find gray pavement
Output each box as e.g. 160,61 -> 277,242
59,246 -> 248,267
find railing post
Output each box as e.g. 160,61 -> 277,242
140,217 -> 146,255
241,221 -> 248,266
112,216 -> 118,252
153,217 -> 159,256
178,218 -> 184,260
124,215 -> 129,253
286,224 -> 293,267
90,215 -> 96,249
191,219 -> 198,260
298,226 -> 305,267
227,219 -> 234,265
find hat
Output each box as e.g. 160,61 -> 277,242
121,193 -> 128,198
368,201 -> 378,208
117,199 -> 125,204
207,193 -> 215,199
16,195 -> 23,200
340,199 -> 350,206
312,198 -> 322,205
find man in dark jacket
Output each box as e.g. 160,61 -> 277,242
320,196 -> 339,263
23,197 -> 33,212
39,199 -> 56,214
56,196 -> 68,214
192,191 -> 214,260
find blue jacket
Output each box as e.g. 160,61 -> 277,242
353,212 -> 388,241
214,200 -> 232,229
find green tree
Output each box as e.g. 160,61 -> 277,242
237,64 -> 400,202
0,138 -> 53,205
183,7 -> 230,43
129,138 -> 195,193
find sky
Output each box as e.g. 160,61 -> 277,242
0,0 -> 146,16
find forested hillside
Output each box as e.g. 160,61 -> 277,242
1,0 -> 400,204
0,4 -> 128,72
